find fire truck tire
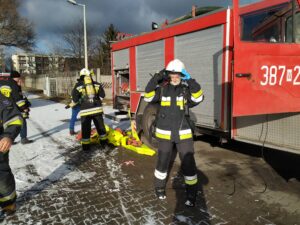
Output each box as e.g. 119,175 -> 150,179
141,103 -> 159,148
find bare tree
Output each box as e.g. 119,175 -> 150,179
91,24 -> 118,74
54,19 -> 96,70
0,0 -> 35,50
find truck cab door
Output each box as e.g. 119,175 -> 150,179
232,0 -> 300,116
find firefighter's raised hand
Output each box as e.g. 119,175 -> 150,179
0,137 -> 12,153
181,69 -> 191,80
154,69 -> 167,83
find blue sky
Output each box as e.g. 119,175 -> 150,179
16,0 -> 264,54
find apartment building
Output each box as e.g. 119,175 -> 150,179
12,53 -> 74,75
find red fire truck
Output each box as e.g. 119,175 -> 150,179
111,0 -> 300,154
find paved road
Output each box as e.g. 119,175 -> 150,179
3,133 -> 300,224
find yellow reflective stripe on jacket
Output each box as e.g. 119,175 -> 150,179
76,86 -> 84,93
79,107 -> 103,117
161,96 -> 171,106
144,91 -> 155,102
0,86 -> 12,97
184,175 -> 198,185
155,128 -> 171,140
16,100 -> 26,107
3,116 -> 23,129
191,89 -> 203,99
0,190 -> 16,203
161,101 -> 171,106
179,129 -> 193,140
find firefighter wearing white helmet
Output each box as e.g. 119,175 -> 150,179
144,59 -> 204,207
72,68 -> 107,151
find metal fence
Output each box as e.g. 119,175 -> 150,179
24,70 -> 112,99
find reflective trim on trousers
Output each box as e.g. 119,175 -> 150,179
81,138 -> 90,144
154,169 -> 167,180
184,174 -> 198,185
79,107 -> 103,117
0,190 -> 16,203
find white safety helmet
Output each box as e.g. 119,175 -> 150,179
166,59 -> 185,74
80,68 -> 90,77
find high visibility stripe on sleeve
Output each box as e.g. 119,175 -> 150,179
184,175 -> 198,185
3,116 -> 23,129
0,190 -> 16,203
16,100 -> 26,107
79,107 -> 103,117
154,169 -> 167,180
144,91 -> 155,102
191,89 -> 204,103
191,89 -> 203,99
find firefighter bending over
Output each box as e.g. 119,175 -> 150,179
144,59 -> 204,207
72,69 -> 107,151
0,93 -> 22,220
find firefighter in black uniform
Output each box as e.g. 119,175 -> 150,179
0,72 -> 31,144
10,71 -> 32,144
144,59 -> 204,207
0,93 -> 22,220
72,68 -> 107,151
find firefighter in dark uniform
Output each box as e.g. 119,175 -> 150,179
0,93 -> 22,220
72,68 -> 107,151
0,71 -> 31,144
10,71 -> 32,144
144,59 -> 204,207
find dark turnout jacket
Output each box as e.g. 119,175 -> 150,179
144,75 -> 203,143
0,76 -> 30,118
72,76 -> 105,117
0,93 -> 22,141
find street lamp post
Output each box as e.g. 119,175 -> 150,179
67,0 -> 88,69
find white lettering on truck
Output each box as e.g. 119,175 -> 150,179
260,65 -> 300,86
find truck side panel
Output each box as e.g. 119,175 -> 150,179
234,113 -> 300,154
113,49 -> 129,70
175,25 -> 227,131
136,40 -> 165,91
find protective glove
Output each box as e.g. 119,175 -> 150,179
65,105 -> 70,109
154,69 -> 167,83
181,69 -> 191,80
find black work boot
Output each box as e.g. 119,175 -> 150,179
82,144 -> 90,151
21,138 -> 34,144
69,130 -> 77,135
185,184 -> 198,207
0,203 -> 16,221
155,188 -> 166,200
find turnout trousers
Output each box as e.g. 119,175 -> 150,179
81,113 -> 106,148
0,153 -> 16,208
154,139 -> 198,190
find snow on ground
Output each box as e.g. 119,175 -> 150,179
10,92 -> 129,194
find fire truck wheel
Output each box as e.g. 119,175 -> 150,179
141,103 -> 159,148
